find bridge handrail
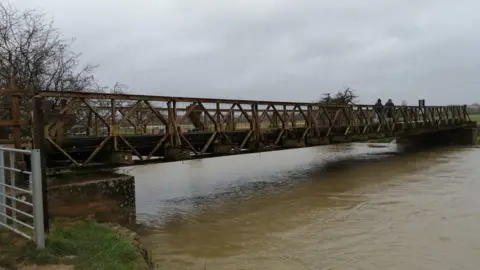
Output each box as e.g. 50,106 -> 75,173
0,89 -> 469,108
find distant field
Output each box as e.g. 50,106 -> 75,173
470,114 -> 480,143
470,114 -> 480,122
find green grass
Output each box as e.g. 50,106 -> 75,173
470,114 -> 480,122
470,114 -> 480,144
0,221 -> 146,270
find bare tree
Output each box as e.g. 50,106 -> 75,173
0,3 -> 103,138
319,87 -> 358,105
314,87 -> 359,126
0,3 -> 97,91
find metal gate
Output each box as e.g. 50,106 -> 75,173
0,146 -> 45,248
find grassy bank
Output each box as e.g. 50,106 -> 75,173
469,114 -> 480,122
467,113 -> 479,143
472,114 -> 480,145
0,220 -> 149,270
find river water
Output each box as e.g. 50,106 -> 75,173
126,143 -> 480,270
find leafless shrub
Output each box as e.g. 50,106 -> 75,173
0,3 -> 97,91
318,87 -> 358,105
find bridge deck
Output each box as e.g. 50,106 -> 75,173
45,122 -> 475,169
0,90 -> 476,169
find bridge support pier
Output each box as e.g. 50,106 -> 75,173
449,128 -> 478,145
164,147 -> 191,161
103,150 -> 133,165
282,139 -> 306,148
397,127 -> 478,150
213,144 -> 240,154
307,137 -> 330,146
247,141 -> 269,151
331,136 -> 351,143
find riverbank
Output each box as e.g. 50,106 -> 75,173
0,218 -> 151,270
1,170 -> 151,269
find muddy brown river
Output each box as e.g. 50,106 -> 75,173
126,143 -> 480,269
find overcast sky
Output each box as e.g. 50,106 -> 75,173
11,0 -> 480,104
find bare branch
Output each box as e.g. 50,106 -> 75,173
319,86 -> 358,105
0,3 -> 97,91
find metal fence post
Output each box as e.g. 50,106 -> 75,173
31,149 -> 45,248
9,151 -> 16,229
0,146 -> 5,224
32,95 -> 49,233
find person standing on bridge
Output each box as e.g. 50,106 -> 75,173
385,99 -> 395,123
374,99 -> 383,124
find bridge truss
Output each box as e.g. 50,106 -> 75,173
0,90 -> 474,169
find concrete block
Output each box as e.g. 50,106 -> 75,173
164,147 -> 191,161
282,139 -> 306,148
107,150 -> 133,164
455,128 -> 478,145
307,137 -> 330,145
213,144 -> 240,154
331,136 -> 351,143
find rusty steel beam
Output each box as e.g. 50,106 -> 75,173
0,120 -> 29,126
0,89 -> 469,108
1,89 -> 312,106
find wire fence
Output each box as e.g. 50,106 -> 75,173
0,146 -> 45,248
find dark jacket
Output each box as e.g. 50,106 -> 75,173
374,100 -> 383,115
385,100 -> 394,118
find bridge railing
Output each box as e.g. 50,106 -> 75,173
0,89 -> 472,134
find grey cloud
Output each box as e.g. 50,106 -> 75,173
12,0 -> 480,104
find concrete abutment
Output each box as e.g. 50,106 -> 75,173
397,127 -> 478,150
6,172 -> 137,225
449,128 -> 478,145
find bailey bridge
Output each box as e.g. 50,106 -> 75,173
0,90 -> 477,171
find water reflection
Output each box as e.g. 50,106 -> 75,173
128,144 -> 408,224
126,144 -> 389,225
